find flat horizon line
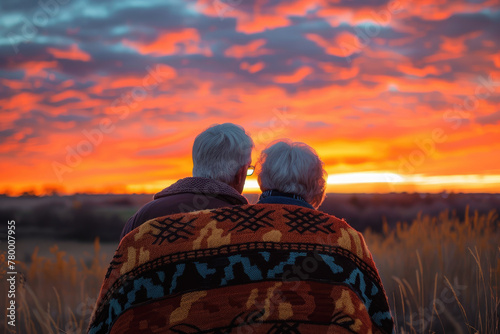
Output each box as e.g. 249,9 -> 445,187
3,191 -> 499,198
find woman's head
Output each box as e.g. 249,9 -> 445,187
257,140 -> 327,208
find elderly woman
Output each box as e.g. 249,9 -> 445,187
257,140 -> 327,209
252,139 -> 394,332
88,139 -> 394,334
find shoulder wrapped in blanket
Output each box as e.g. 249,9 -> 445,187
88,204 -> 394,334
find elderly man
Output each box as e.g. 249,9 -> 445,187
119,123 -> 254,239
90,139 -> 393,334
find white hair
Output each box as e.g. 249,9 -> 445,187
192,123 -> 254,184
258,140 -> 327,209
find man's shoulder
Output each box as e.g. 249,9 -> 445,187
138,192 -> 229,220
153,177 -> 248,205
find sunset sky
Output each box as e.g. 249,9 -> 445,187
1,0 -> 500,195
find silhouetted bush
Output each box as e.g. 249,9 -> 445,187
68,203 -> 123,242
3,193 -> 499,242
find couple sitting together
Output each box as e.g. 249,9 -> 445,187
89,123 -> 394,334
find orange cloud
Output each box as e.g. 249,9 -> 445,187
424,32 -> 481,63
21,61 -> 58,77
240,61 -> 265,73
124,28 -> 211,56
318,63 -> 359,80
306,32 -> 361,58
195,0 -> 290,34
396,64 -> 445,78
235,14 -> 290,34
1,79 -> 31,90
225,39 -> 272,58
399,0 -> 498,21
50,90 -> 89,103
274,67 -> 312,84
47,44 -> 91,61
3,92 -> 42,111
493,54 -> 500,68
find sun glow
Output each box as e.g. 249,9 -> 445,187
327,172 -> 404,184
243,172 -> 405,193
241,172 -> 500,194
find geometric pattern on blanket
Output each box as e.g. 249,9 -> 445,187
88,204 -> 394,334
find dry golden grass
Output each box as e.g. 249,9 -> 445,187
1,238 -> 109,333
364,206 -> 499,333
1,207 -> 498,333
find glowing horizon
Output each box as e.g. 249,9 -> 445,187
6,172 -> 498,196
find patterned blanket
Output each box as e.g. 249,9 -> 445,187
88,204 -> 394,334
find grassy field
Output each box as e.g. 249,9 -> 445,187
1,207 -> 498,333
364,207 -> 499,333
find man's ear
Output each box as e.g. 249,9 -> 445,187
237,165 -> 247,183
230,165 -> 248,194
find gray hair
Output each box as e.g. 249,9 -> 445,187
192,123 -> 254,184
258,140 -> 327,208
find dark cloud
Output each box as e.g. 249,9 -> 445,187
476,110 -> 500,125
10,110 -> 94,143
306,121 -> 331,128
0,129 -> 16,143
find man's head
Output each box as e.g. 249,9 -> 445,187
257,140 -> 327,208
192,123 -> 254,193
